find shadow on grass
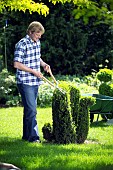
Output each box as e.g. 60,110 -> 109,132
0,137 -> 113,170
90,120 -> 110,128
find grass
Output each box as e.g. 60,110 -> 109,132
0,107 -> 113,170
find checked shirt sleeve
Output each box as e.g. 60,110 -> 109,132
14,40 -> 26,63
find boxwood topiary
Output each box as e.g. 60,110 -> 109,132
42,81 -> 95,144
76,96 -> 95,144
96,68 -> 112,82
42,123 -> 54,142
99,83 -> 112,96
52,81 -> 76,144
96,68 -> 113,120
69,83 -> 80,126
99,83 -> 113,120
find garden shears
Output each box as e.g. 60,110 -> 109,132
42,69 -> 65,94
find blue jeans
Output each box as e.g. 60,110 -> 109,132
17,84 -> 39,142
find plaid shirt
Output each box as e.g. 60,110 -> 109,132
14,35 -> 42,86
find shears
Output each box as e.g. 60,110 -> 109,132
42,69 -> 65,94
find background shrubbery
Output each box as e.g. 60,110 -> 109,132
0,69 -> 99,107
1,68 -> 113,111
0,69 -> 21,107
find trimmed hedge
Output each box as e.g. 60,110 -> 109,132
70,83 -> 80,126
42,81 -> 95,144
96,68 -> 113,120
52,82 -> 76,144
42,123 -> 53,142
76,96 -> 95,144
96,68 -> 112,82
99,83 -> 113,96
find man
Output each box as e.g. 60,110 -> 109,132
14,21 -> 50,143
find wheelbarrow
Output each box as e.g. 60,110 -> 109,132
82,93 -> 113,123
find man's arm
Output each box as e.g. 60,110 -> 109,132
14,61 -> 43,78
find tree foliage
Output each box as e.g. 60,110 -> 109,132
0,0 -> 49,16
1,1 -> 113,75
49,0 -> 113,25
1,0 -> 113,25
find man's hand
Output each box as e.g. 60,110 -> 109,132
40,59 -> 50,73
32,70 -> 43,78
44,64 -> 51,73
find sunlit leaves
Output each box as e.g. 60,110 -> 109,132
1,0 -> 113,24
0,0 -> 49,16
50,0 -> 113,25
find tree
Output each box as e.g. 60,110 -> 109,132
49,0 -> 113,25
1,0 -> 113,74
0,0 -> 49,16
1,0 -> 113,25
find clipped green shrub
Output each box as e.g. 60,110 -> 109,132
52,82 -> 76,144
76,96 -> 95,144
99,83 -> 112,96
97,68 -> 113,120
69,83 -> 80,126
42,123 -> 54,142
96,68 -> 112,82
42,81 -> 94,144
99,83 -> 113,120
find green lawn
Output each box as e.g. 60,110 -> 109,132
0,107 -> 113,170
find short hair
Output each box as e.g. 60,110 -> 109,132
27,21 -> 45,34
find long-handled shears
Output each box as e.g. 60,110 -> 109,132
42,69 -> 65,94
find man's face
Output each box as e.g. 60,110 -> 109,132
30,31 -> 43,42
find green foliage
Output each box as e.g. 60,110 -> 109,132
0,74 -> 98,108
52,82 -> 76,144
42,123 -> 53,142
98,83 -> 113,119
1,1 -> 113,75
0,70 -> 54,107
49,0 -> 113,25
76,96 -> 95,144
0,69 -> 20,106
38,83 -> 54,107
99,83 -> 112,96
101,0 -> 113,11
96,68 -> 112,82
38,74 -> 98,108
96,68 -> 113,96
42,81 -> 94,144
1,0 -> 113,26
0,55 -> 4,71
97,68 -> 113,120
42,2 -> 89,75
6,95 -> 21,107
0,0 -> 49,16
69,83 -> 80,125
